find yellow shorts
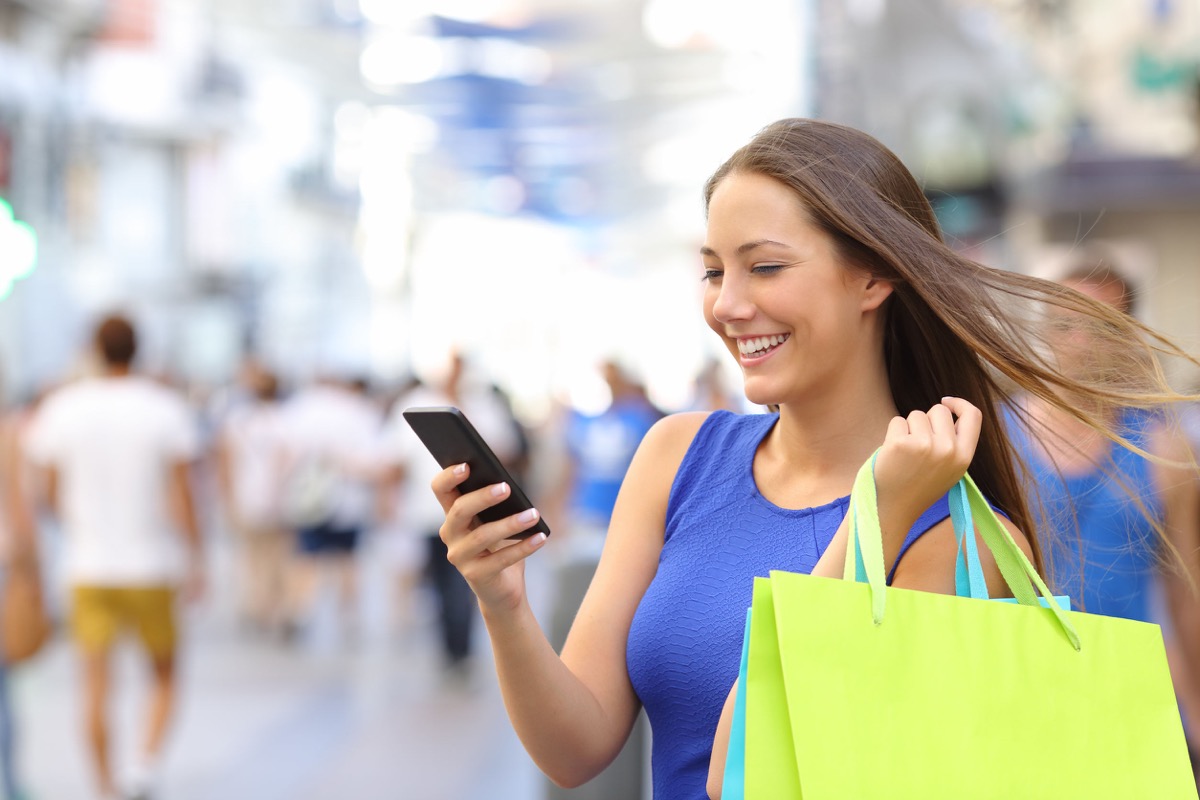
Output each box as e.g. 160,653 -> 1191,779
70,585 -> 178,659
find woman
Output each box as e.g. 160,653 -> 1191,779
431,119 -> 1194,799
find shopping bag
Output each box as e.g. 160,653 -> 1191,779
719,610 -> 751,800
743,454 -> 1196,798
728,474 -> 1069,798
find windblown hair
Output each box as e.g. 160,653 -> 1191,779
703,118 -> 1198,577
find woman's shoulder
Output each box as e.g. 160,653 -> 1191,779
637,411 -> 712,462
637,409 -> 767,456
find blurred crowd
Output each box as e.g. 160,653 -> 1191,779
0,311 -> 744,800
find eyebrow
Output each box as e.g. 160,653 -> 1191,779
699,239 -> 792,257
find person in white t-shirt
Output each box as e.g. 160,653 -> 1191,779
276,376 -> 384,641
24,314 -> 203,800
216,366 -> 289,635
381,354 -> 518,678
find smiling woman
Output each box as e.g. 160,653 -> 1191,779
425,118 -> 1200,800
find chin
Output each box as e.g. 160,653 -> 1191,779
740,380 -> 781,409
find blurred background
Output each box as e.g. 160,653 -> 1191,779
0,0 -> 1199,798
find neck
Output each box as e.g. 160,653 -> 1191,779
770,366 -> 899,483
104,365 -> 132,378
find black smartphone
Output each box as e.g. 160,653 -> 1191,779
401,405 -> 550,539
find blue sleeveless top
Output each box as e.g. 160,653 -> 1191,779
1008,408 -> 1160,622
625,411 -> 952,799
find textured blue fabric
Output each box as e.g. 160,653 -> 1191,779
625,411 -> 951,799
1010,408 -> 1161,622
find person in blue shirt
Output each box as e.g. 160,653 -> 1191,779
427,120 -> 1198,800
1009,256 -> 1200,756
541,360 -> 663,799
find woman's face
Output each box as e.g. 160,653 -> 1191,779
701,171 -> 889,408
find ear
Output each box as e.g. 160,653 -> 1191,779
860,277 -> 895,313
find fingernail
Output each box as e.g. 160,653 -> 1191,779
530,532 -> 547,546
518,508 -> 538,523
453,463 -> 467,476
491,482 -> 509,497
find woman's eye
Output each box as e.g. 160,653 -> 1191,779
752,264 -> 784,275
702,269 -> 723,282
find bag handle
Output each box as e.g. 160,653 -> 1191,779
843,451 -> 1080,650
949,481 -> 989,600
848,464 -> 988,599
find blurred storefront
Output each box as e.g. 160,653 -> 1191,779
0,0 -> 1197,407
0,0 -> 817,417
818,0 -> 1200,381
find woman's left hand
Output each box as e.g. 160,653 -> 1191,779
872,396 -> 982,533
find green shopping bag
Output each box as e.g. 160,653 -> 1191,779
735,474 -> 1066,797
742,455 -> 1196,798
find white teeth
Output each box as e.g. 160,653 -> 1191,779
738,334 -> 789,356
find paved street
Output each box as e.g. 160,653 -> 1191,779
10,534 -> 548,800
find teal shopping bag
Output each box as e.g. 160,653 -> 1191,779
719,610 -> 751,800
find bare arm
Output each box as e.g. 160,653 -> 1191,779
39,465 -> 58,519
214,431 -> 238,527
434,412 -> 706,787
1151,426 -> 1200,700
0,416 -> 38,567
169,460 -> 205,600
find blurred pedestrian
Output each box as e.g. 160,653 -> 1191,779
541,359 -> 662,799
215,365 -> 289,635
277,374 -> 383,643
687,357 -> 743,413
1008,255 -> 1200,759
25,314 -> 204,800
0,393 -> 46,800
382,352 -> 518,680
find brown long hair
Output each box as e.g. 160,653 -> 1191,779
704,119 -> 1198,575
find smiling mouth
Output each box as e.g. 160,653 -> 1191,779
737,334 -> 790,357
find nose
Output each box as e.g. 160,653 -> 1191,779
709,271 -> 753,325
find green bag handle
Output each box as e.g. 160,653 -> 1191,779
843,450 -> 1081,650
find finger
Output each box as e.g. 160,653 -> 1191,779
884,415 -> 909,444
941,396 -> 983,460
905,409 -> 932,444
470,507 -> 543,555
431,463 -> 470,513
443,481 -> 513,536
926,403 -> 956,445
450,506 -> 541,563
470,531 -> 548,576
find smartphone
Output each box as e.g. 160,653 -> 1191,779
401,406 -> 550,539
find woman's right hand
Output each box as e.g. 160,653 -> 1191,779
431,463 -> 549,613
